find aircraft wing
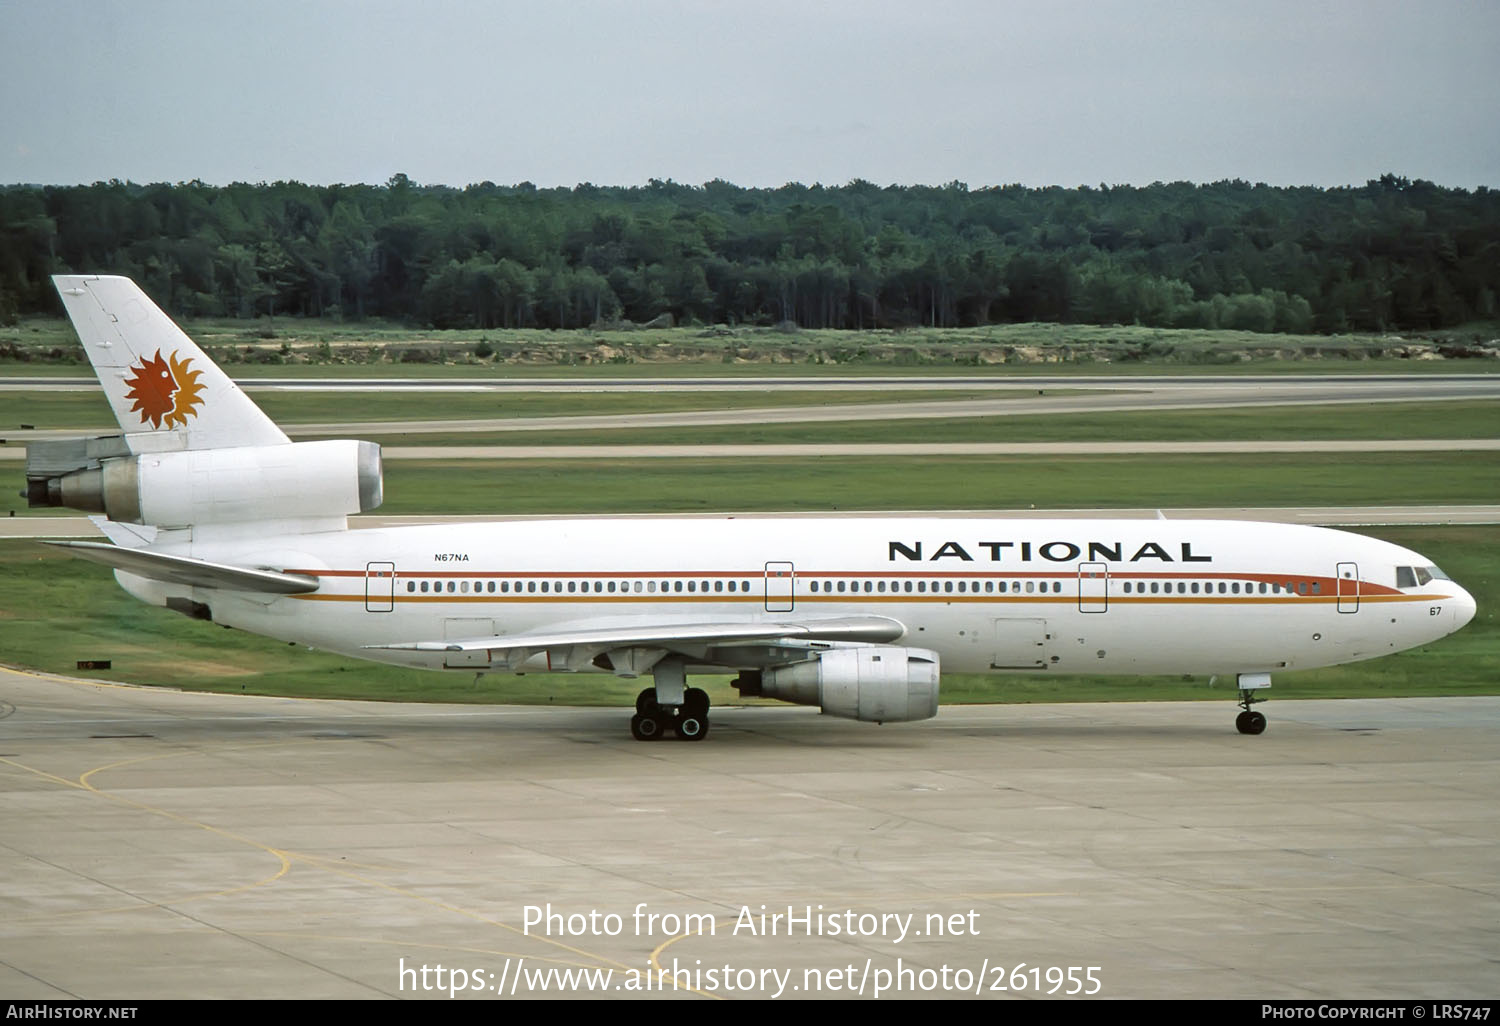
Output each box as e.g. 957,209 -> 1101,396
46,541 -> 321,595
367,615 -> 906,654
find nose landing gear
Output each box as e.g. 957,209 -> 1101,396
1235,672 -> 1271,735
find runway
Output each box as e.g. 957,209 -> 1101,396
6,372 -> 1498,442
1,666 -> 1495,999
6,372 -> 1499,393
6,438 -> 1500,464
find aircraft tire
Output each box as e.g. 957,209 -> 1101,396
683,687 -> 710,717
675,714 -> 709,742
635,688 -> 658,714
630,713 -> 663,741
1235,710 -> 1267,735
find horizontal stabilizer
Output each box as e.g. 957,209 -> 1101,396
367,615 -> 906,654
46,541 -> 320,595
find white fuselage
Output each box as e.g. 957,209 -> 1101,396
119,517 -> 1475,680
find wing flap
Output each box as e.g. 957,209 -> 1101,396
367,615 -> 906,654
46,540 -> 320,595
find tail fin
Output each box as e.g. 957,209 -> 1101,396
53,275 -> 287,450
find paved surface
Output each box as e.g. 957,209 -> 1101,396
1,667 -> 1495,1000
5,506 -> 1499,539
6,372 -> 1498,393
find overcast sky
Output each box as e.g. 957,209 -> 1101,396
3,0 -> 1497,190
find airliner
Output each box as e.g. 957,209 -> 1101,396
27,276 -> 1476,741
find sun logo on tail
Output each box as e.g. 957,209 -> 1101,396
123,350 -> 206,429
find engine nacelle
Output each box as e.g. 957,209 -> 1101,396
28,439 -> 382,528
760,646 -> 940,723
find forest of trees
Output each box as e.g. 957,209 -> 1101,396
1,174 -> 1496,335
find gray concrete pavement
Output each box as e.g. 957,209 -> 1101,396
7,372 -> 1499,442
1,667 -> 1496,999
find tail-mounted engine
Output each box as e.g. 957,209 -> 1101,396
741,646 -> 941,723
25,437 -> 382,528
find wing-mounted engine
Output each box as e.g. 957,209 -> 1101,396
737,646 -> 941,723
25,436 -> 382,528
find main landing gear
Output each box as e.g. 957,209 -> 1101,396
630,686 -> 711,742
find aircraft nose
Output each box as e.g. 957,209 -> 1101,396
1451,586 -> 1477,632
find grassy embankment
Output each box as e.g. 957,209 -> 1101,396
4,315 -> 1499,375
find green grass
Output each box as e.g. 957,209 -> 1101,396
2,526 -> 1494,705
6,451 -> 1495,521
371,453 -> 1500,515
6,314 -> 1500,374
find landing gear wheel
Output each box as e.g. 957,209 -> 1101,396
635,688 -> 658,715
675,713 -> 709,741
683,687 -> 710,717
630,712 -> 663,741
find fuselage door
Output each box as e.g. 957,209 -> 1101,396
1336,562 -> 1359,613
365,561 -> 395,612
765,562 -> 795,612
991,618 -> 1049,669
1078,562 -> 1109,613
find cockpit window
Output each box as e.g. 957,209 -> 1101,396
1396,566 -> 1417,589
1426,565 -> 1451,582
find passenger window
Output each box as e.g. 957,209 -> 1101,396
407,582 -> 416,593
1311,582 -> 1321,595
420,581 -> 429,593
